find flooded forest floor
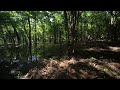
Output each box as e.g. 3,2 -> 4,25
0,41 -> 120,79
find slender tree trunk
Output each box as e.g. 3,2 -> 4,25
109,11 -> 118,43
3,24 -> 9,44
64,11 -> 70,55
11,23 -> 20,44
23,25 -> 28,45
34,12 -> 37,47
49,33 -> 52,44
53,23 -> 57,44
22,17 -> 28,45
9,18 -> 20,44
59,29 -> 62,57
34,12 -> 37,60
42,25 -> 45,57
28,16 -> 32,61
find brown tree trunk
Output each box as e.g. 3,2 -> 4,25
11,23 -> 20,44
28,16 -> 32,61
109,11 -> 118,43
69,11 -> 79,56
64,11 -> 70,55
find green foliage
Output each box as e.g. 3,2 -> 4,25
0,11 -> 120,51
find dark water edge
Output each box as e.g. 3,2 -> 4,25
0,43 -> 67,79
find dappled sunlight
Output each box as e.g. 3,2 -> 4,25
87,58 -> 120,79
79,57 -> 96,63
108,46 -> 120,52
21,56 -> 120,79
79,69 -> 96,79
23,57 -> 78,79
59,58 -> 77,70
84,46 -> 120,53
85,47 -> 105,52
107,63 -> 120,72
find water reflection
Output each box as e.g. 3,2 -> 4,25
28,55 -> 39,62
0,43 -> 65,79
0,44 -> 39,78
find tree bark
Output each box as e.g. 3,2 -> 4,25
64,11 -> 70,55
42,24 -> 45,57
28,16 -> 32,60
69,11 -> 79,56
109,11 -> 118,43
10,22 -> 20,44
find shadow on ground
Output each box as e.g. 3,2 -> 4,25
0,41 -> 120,79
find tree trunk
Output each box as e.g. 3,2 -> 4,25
34,12 -> 37,48
22,17 -> 28,45
69,11 -> 79,56
28,16 -> 32,61
59,29 -> 62,57
11,23 -> 20,44
23,24 -> 28,45
64,11 -> 70,55
109,11 -> 118,43
49,33 -> 52,44
42,25 -> 45,57
34,12 -> 37,60
9,18 -> 20,44
53,23 -> 57,44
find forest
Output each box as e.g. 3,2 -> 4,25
0,11 -> 120,79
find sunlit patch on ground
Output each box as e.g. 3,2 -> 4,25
84,46 -> 120,52
108,46 -> 120,52
85,47 -> 105,52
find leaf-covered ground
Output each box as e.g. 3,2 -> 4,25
20,56 -> 120,79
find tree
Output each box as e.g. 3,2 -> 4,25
27,13 -> 32,60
